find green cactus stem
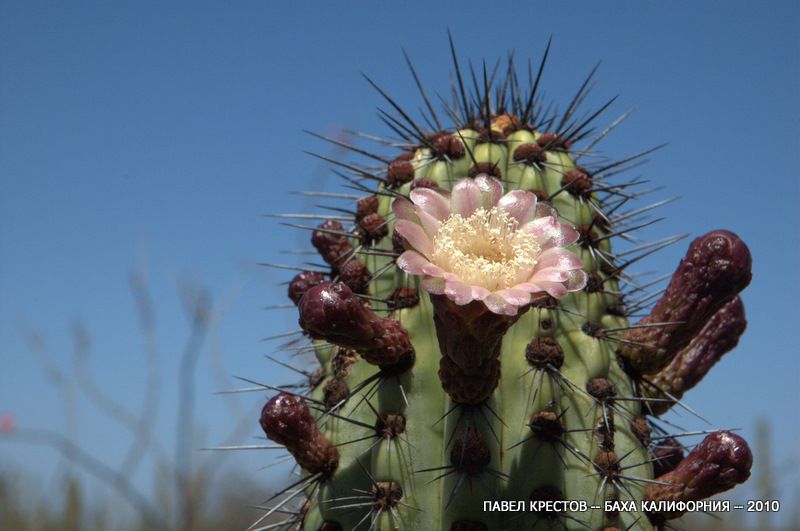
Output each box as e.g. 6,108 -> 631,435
254,37 -> 754,531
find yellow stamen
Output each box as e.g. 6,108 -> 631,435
431,207 -> 540,291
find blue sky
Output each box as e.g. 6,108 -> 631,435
1,0 -> 798,523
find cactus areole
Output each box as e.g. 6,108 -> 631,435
256,37 -> 753,531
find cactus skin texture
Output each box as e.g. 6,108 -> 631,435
257,39 -> 754,531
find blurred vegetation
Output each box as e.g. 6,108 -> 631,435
0,470 -> 269,531
0,271 -> 285,530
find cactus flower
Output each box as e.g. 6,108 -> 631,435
393,175 -> 586,315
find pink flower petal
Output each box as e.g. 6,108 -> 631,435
445,280 -> 474,305
416,209 -> 442,238
392,197 -> 417,221
530,267 -> 570,283
396,250 -> 430,275
497,190 -> 537,226
535,202 -> 557,220
557,223 -> 580,246
520,216 -> 558,239
535,247 -> 583,271
484,293 -> 517,315
534,281 -> 568,299
471,286 -> 491,300
421,276 -> 446,294
540,222 -> 580,249
474,175 -> 504,208
451,178 -> 481,217
442,272 -> 461,282
496,288 -> 531,307
394,220 -> 433,258
410,188 -> 451,220
422,263 -> 445,277
566,270 -> 588,291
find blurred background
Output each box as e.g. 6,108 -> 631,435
1,1 -> 798,529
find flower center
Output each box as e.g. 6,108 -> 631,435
431,207 -> 541,291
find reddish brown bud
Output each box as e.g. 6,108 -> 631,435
371,481 -> 403,512
336,258 -> 371,294
468,162 -> 501,179
432,133 -> 466,159
527,188 -> 548,202
529,410 -> 563,442
646,431 -> 752,521
298,282 -> 414,369
288,270 -> 326,305
594,451 -> 621,479
386,159 -> 415,187
357,213 -> 388,245
646,297 -> 747,414
513,142 -> 546,165
561,169 -> 593,199
259,393 -> 338,475
375,412 -> 406,439
586,377 -> 616,402
525,337 -> 564,370
409,177 -> 442,191
312,219 -> 350,265
618,230 -> 752,374
537,132 -> 569,150
355,195 -> 379,221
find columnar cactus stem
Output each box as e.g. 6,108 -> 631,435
254,38 -> 757,531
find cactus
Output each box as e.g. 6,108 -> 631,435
253,37 -> 754,531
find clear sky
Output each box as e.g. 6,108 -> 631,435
1,0 -> 798,524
